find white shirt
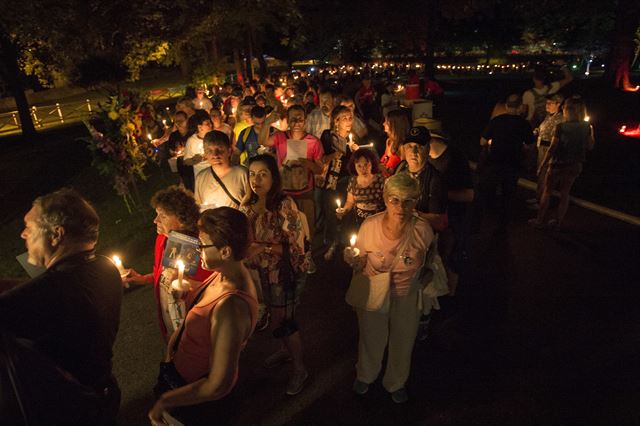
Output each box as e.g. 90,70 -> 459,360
183,134 -> 210,180
194,165 -> 249,211
305,108 -> 331,139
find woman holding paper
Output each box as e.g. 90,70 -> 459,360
124,186 -> 212,342
259,104 -> 324,239
343,173 -> 433,404
242,154 -> 311,396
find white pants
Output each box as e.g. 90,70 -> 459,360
355,289 -> 421,392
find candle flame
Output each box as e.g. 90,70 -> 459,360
176,259 -> 185,271
350,234 -> 357,247
112,255 -> 121,266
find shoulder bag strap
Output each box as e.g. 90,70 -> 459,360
209,167 -> 241,206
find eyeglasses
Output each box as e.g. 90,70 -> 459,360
387,196 -> 417,208
198,243 -> 216,251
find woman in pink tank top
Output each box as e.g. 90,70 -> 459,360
149,207 -> 258,425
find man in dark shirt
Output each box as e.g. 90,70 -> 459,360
478,94 -> 534,233
428,129 -> 474,296
0,189 -> 122,425
395,126 -> 448,232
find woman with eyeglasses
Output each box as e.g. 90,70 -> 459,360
149,207 -> 258,426
242,154 -> 311,396
343,173 -> 434,404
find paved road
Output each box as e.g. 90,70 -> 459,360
114,187 -> 640,425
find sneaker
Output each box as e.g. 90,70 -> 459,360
391,388 -> 409,404
256,305 -> 270,332
525,198 -> 538,205
286,369 -> 308,395
352,379 -> 369,395
263,350 -> 292,369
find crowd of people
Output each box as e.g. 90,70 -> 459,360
0,63 -> 595,425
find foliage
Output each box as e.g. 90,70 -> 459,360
83,90 -> 156,212
123,41 -> 171,81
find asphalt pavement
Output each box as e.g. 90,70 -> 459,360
114,185 -> 640,426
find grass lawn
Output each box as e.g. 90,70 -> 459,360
0,125 -> 180,278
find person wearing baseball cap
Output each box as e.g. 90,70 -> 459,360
395,126 -> 448,232
526,93 -> 565,209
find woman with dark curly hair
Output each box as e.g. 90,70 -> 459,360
336,148 -> 386,228
241,154 -> 311,396
124,186 -> 212,341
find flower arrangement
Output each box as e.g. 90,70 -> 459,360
83,89 -> 157,212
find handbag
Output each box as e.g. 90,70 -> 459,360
345,218 -> 415,313
154,280 -> 212,396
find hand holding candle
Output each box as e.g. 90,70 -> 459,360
349,234 -> 360,256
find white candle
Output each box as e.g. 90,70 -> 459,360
349,133 -> 353,143
336,199 -> 341,209
162,119 -> 167,128
176,259 -> 185,289
350,234 -> 357,248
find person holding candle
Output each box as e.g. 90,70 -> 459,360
1,189 -> 122,424
319,105 -> 359,260
530,96 -> 595,229
124,186 -> 212,341
149,207 -> 258,425
192,86 -> 213,111
258,104 -> 324,240
184,110 -> 215,194
241,154 -> 311,396
380,110 -> 409,178
337,148 -> 386,229
343,173 -> 434,403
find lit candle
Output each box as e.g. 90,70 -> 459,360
369,143 -> 374,148
232,106 -> 237,115
176,259 -> 185,289
584,116 -> 590,122
147,133 -> 152,141
199,101 -> 203,108
350,234 -> 357,248
162,119 -> 168,128
349,133 -> 353,143
336,199 -> 341,209
112,255 -> 126,275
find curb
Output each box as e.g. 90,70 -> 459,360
469,161 -> 640,227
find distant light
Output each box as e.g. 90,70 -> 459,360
310,66 -> 316,72
571,64 -> 578,70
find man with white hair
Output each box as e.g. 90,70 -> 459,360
0,189 -> 122,425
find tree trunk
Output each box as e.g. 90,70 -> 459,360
0,25 -> 37,141
233,47 -> 244,85
252,29 -> 268,79
604,0 -> 640,90
423,0 -> 438,78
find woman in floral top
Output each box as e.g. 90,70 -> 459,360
242,154 -> 310,396
337,148 -> 386,227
